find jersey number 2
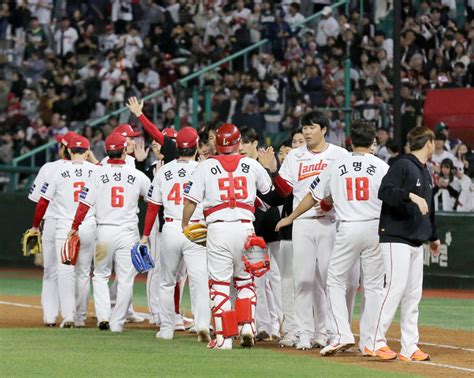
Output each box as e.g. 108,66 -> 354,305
111,186 -> 124,208
73,182 -> 85,203
345,177 -> 369,201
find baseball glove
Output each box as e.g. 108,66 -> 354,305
21,229 -> 42,256
61,234 -> 80,265
183,223 -> 207,246
131,242 -> 155,273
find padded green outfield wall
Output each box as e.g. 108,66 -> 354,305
0,194 -> 472,289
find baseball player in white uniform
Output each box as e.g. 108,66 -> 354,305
182,123 -> 273,350
271,111 -> 348,350
32,135 -> 98,328
277,121 -> 389,356
141,127 -> 210,341
69,133 -> 151,332
28,131 -> 77,326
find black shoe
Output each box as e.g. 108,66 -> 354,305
44,323 -> 56,328
98,321 -> 110,330
256,330 -> 272,342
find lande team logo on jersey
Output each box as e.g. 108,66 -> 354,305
79,187 -> 89,200
40,182 -> 49,194
297,160 -> 328,181
184,181 -> 192,194
310,176 -> 320,190
147,185 -> 154,198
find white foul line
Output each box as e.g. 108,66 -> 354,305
0,300 -> 42,309
414,361 -> 474,373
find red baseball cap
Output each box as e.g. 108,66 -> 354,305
55,131 -> 78,147
163,127 -> 178,139
69,135 -> 90,149
113,124 -> 142,137
176,127 -> 199,149
105,133 -> 127,151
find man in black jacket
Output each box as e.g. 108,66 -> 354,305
372,127 -> 440,362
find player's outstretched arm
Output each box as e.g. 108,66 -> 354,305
126,96 -> 165,145
275,192 -> 317,231
31,197 -> 50,229
69,202 -> 91,235
182,198 -> 197,230
141,202 -> 160,244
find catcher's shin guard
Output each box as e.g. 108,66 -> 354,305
209,280 -> 237,346
234,277 -> 257,340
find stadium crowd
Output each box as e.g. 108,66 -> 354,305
0,0 -> 473,209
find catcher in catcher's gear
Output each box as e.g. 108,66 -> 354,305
22,228 -> 42,256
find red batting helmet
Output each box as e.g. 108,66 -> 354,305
215,123 -> 241,154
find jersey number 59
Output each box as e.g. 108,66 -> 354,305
218,176 -> 248,201
345,177 -> 369,201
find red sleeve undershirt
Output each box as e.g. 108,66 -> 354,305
71,202 -> 91,231
32,197 -> 49,228
138,114 -> 164,145
273,174 -> 293,197
143,202 -> 160,237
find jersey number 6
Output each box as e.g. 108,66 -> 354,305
111,186 -> 125,208
345,177 -> 369,201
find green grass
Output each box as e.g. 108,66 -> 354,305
0,328 -> 407,377
1,275 -> 472,330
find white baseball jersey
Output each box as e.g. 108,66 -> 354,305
100,154 -> 136,167
79,161 -> 150,226
183,156 -> 272,223
146,159 -> 204,221
310,153 -> 389,221
40,160 -> 98,222
28,160 -> 66,219
279,143 -> 348,218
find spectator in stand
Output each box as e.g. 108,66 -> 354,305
137,64 -> 160,91
117,24 -> 143,67
316,6 -> 340,48
431,133 -> 456,173
375,127 -> 391,163
433,158 -> 460,211
54,17 -> 79,57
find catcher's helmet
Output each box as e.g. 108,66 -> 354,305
215,123 -> 241,154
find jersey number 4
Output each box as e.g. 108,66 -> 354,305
345,177 -> 369,201
167,183 -> 188,205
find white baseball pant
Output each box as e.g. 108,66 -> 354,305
292,217 -> 336,342
274,240 -> 296,336
373,243 -> 424,357
93,225 -> 138,330
41,218 -> 59,324
256,242 -> 282,336
326,220 -> 383,349
207,221 -> 256,346
158,222 -> 210,335
146,222 -> 161,324
55,219 -> 96,322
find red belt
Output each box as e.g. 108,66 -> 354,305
165,218 -> 201,223
203,201 -> 255,218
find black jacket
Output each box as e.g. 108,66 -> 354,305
378,154 -> 438,247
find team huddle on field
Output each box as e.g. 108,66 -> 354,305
25,96 -> 440,361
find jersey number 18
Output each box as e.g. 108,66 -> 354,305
345,177 -> 369,201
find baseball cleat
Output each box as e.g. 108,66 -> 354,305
156,330 -> 173,340
60,318 -> 74,328
44,323 -> 56,328
362,347 -> 376,357
240,333 -> 254,348
399,349 -> 431,362
255,330 -> 272,342
207,338 -> 232,350
375,346 -> 397,361
98,321 -> 110,330
312,337 -> 328,349
125,313 -> 145,324
74,320 -> 86,328
197,329 -> 210,343
279,334 -> 298,348
174,314 -> 186,331
296,338 -> 313,351
110,324 -> 124,333
320,343 -> 355,356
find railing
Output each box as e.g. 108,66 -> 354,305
6,0 -> 350,191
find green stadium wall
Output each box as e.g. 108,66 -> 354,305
0,194 -> 472,289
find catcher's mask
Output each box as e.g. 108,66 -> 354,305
242,234 -> 270,277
